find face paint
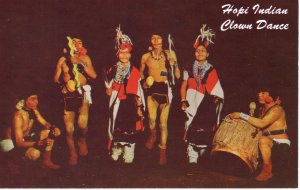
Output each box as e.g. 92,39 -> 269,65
258,91 -> 273,104
66,36 -> 87,56
265,96 -> 273,104
73,38 -> 87,55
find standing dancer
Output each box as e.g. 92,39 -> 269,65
140,31 -> 180,165
105,25 -> 145,163
54,37 -> 97,165
181,25 -> 224,164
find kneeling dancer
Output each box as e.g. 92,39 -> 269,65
10,90 -> 61,169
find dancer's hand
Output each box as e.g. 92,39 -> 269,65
181,100 -> 189,110
53,128 -> 61,137
229,112 -> 240,120
169,58 -> 176,66
106,87 -> 112,96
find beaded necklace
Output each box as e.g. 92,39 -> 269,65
114,61 -> 131,84
151,51 -> 164,61
193,60 -> 212,88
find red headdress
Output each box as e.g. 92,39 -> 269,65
193,24 -> 215,49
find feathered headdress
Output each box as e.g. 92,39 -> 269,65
115,25 -> 133,52
193,24 -> 215,49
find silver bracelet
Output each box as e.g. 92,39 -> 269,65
240,112 -> 250,121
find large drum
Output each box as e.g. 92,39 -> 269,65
211,116 -> 261,173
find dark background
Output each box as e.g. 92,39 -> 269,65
0,0 -> 298,187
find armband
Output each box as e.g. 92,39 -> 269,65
183,71 -> 189,81
240,112 -> 250,121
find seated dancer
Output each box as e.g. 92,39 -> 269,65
54,36 -> 97,165
104,25 -> 145,164
140,30 -> 180,165
230,89 -> 290,181
180,25 -> 224,164
1,90 -> 61,169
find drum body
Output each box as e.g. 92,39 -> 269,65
212,118 -> 261,172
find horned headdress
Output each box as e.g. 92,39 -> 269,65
193,24 -> 215,49
115,25 -> 133,52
